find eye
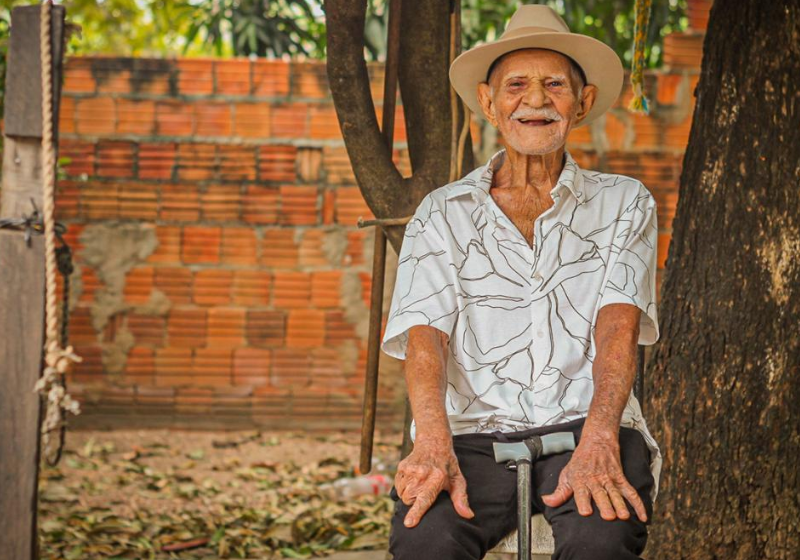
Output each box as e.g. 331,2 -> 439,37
509,81 -> 523,87
548,80 -> 563,87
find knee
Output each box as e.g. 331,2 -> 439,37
389,499 -> 483,560
553,518 -> 647,560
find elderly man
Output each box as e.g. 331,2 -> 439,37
380,4 -> 661,560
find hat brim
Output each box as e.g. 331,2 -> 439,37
449,33 -> 624,128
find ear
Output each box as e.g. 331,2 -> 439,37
574,84 -> 598,125
477,82 -> 498,127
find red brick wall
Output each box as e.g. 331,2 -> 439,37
48,9 -> 707,430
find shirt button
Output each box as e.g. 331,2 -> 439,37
537,330 -> 544,338
533,273 -> 543,281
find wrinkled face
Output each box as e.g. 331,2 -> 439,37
477,49 -> 597,156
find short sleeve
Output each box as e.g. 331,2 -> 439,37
380,197 -> 459,360
598,188 -> 660,345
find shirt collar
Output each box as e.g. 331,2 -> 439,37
445,147 -> 584,202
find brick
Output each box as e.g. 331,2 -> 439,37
192,348 -> 233,386
325,310 -> 357,344
260,228 -> 299,268
136,384 -> 176,405
127,315 -> 166,347
242,186 -> 279,224
665,117 -> 692,150
259,145 -> 297,182
207,307 -> 246,349
358,271 -> 372,307
193,269 -> 234,306
81,181 -> 119,219
177,59 -> 214,95
176,143 -> 217,180
155,267 -> 193,304
129,59 -> 176,95
63,58 -> 96,93
59,139 -> 95,177
69,306 -> 97,344
310,347 -> 347,388
272,271 -> 311,309
116,98 -> 156,135
194,101 -> 233,137
291,61 -> 329,99
118,182 -> 158,220
59,95 -> 76,134
311,271 -> 342,308
271,348 -> 311,388
182,226 -> 221,264
279,185 -> 318,226
147,226 -> 182,264
233,102 -> 270,138
309,104 -> 342,140
79,268 -> 101,303
215,59 -> 251,95
155,348 -> 193,382
123,267 -> 154,304
94,64 -> 131,94
218,145 -> 256,181
221,228 -> 258,265
161,184 -> 200,222
70,345 -> 103,384
97,140 -> 136,178
286,309 -> 326,348
155,100 -> 194,136
246,310 -> 286,347
252,59 -> 290,96
630,114 -> 661,150
298,228 -> 329,266
125,347 -> 155,385
271,102 -> 308,138
335,186 -> 375,226
344,230 -> 368,266
201,185 -> 241,221
322,145 -> 356,185
138,142 -> 176,180
375,104 -> 407,143
233,348 -> 271,387
662,31 -> 705,69
232,270 -> 270,306
56,179 -> 81,219
321,190 -> 335,225
167,308 -> 208,348
76,97 -> 116,135
175,387 -> 214,406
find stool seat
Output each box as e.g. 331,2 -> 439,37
489,513 -> 554,556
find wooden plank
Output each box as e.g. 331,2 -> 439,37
4,4 -> 65,139
0,231 -> 45,560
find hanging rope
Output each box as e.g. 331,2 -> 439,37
627,0 -> 653,115
34,0 -> 81,466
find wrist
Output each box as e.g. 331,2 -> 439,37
581,422 -> 619,445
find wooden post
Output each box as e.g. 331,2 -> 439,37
0,6 -> 65,560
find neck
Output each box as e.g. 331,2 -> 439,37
492,146 -> 566,196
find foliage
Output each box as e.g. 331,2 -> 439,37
0,0 -> 685,66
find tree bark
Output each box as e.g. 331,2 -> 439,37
325,0 -> 474,253
647,1 -> 800,558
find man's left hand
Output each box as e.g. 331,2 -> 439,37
541,434 -> 647,522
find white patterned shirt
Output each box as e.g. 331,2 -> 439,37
381,147 -> 662,499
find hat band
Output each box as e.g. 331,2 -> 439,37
500,26 -> 566,41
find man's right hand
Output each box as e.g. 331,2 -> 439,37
394,437 -> 475,528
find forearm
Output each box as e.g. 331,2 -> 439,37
405,325 -> 452,444
584,309 -> 640,440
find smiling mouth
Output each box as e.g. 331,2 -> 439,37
515,118 -> 556,127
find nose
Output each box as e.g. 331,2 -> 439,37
521,82 -> 550,109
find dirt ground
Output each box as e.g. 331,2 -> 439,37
37,428 -> 404,559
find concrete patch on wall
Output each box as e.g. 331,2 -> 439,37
322,228 -> 348,267
79,223 -> 161,375
336,339 -> 360,377
340,269 -> 370,340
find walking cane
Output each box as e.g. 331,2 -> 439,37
493,432 -> 576,560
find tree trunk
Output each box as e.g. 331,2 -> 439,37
646,1 -> 800,558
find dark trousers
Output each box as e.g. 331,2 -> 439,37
388,418 -> 655,560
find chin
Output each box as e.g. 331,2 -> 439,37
504,137 -> 565,156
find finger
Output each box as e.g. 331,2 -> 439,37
448,473 -> 474,518
404,486 -> 439,528
618,480 -> 648,522
541,481 -> 573,507
587,482 -> 616,521
573,485 -> 593,517
395,472 -> 407,498
605,485 -> 630,520
400,475 -> 429,506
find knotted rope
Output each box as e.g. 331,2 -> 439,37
627,0 -> 653,115
34,0 -> 81,466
